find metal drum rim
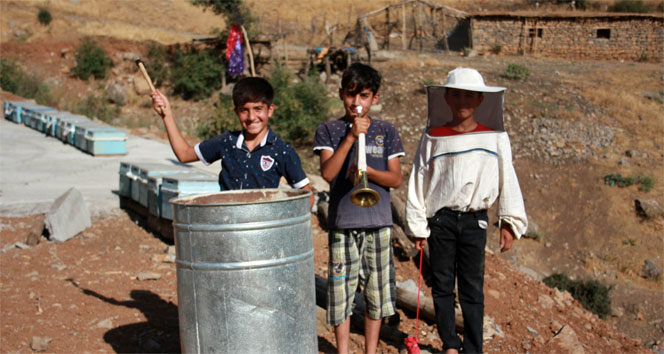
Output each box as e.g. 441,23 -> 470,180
170,188 -> 311,207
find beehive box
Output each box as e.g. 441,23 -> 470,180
118,161 -> 135,198
22,104 -> 54,132
160,172 -> 220,220
3,101 -> 32,124
55,115 -> 90,143
74,121 -> 105,151
131,163 -> 193,208
85,127 -> 127,156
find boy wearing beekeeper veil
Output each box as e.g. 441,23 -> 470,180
405,68 -> 527,354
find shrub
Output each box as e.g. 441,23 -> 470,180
71,37 -> 114,80
504,63 -> 530,80
145,43 -> 169,88
543,273 -> 613,319
0,59 -> 55,106
604,173 -> 654,193
171,48 -> 223,100
72,93 -> 119,123
489,44 -> 502,55
270,64 -> 332,146
37,8 -> 52,26
198,94 -> 239,139
609,0 -> 650,13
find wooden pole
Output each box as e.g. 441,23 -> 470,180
385,7 -> 390,50
401,4 -> 407,50
240,25 -> 256,77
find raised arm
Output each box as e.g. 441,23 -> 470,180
151,90 -> 199,163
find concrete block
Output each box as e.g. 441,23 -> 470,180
45,188 -> 91,242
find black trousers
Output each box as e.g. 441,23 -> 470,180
428,208 -> 488,354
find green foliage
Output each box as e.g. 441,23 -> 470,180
504,63 -> 530,80
38,8 -> 52,25
604,173 -> 654,193
198,93 -> 239,139
72,93 -> 119,123
0,59 -> 55,106
543,273 -> 613,319
269,64 -> 332,146
489,44 -> 502,55
145,43 -> 169,88
71,37 -> 114,80
609,0 -> 650,13
171,48 -> 223,100
191,0 -> 257,36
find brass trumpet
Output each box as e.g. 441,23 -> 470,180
350,106 -> 380,207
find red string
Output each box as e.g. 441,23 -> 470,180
415,248 -> 423,340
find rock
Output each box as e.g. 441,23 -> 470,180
538,294 -> 554,310
642,259 -> 662,280
96,318 -> 114,329
547,324 -> 585,354
483,316 -> 505,340
105,82 -> 127,106
24,214 -> 45,246
30,336 -> 52,352
635,199 -> 663,219
136,271 -> 162,281
611,306 -> 624,318
487,289 -> 500,299
308,174 -> 329,193
45,188 -> 92,243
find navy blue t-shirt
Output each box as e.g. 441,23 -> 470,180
313,117 -> 404,229
195,128 -> 309,190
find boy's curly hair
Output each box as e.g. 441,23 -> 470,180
341,63 -> 381,95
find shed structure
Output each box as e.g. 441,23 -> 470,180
469,12 -> 663,61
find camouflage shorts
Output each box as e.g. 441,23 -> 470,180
326,227 -> 396,326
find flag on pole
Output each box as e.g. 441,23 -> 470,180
226,24 -> 244,77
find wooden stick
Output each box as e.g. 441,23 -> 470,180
241,25 -> 256,77
135,59 -> 163,116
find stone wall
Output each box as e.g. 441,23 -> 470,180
470,15 -> 663,62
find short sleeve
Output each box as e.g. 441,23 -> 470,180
313,123 -> 334,155
196,133 -> 231,165
385,123 -> 405,160
283,147 -> 309,188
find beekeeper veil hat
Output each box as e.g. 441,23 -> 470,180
426,67 -> 506,131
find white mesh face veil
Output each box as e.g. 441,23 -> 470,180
426,68 -> 506,131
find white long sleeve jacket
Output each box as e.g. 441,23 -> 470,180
405,130 -> 527,239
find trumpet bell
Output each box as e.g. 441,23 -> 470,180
350,187 -> 380,207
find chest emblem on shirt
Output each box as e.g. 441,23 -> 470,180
375,135 -> 384,146
260,155 -> 275,171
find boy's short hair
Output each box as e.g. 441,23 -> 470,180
341,63 -> 381,95
232,77 -> 274,108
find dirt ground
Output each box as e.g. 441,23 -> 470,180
0,209 -> 648,354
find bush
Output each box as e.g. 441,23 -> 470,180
489,44 -> 502,55
543,273 -> 613,319
0,59 -> 55,106
269,64 -> 332,145
145,43 -> 169,88
198,94 -> 239,139
171,48 -> 223,100
37,8 -> 52,26
504,63 -> 530,80
604,173 -> 654,193
609,0 -> 650,13
71,37 -> 114,80
72,93 -> 119,123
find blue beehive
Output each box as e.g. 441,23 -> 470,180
3,101 -> 31,123
74,121 -> 105,151
56,115 -> 90,143
44,111 -> 72,137
118,161 -> 135,198
22,103 -> 55,132
131,163 -> 193,208
160,172 -> 220,220
85,127 -> 127,156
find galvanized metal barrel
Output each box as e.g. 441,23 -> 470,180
170,189 -> 317,354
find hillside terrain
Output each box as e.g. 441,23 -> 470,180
1,0 -> 663,353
